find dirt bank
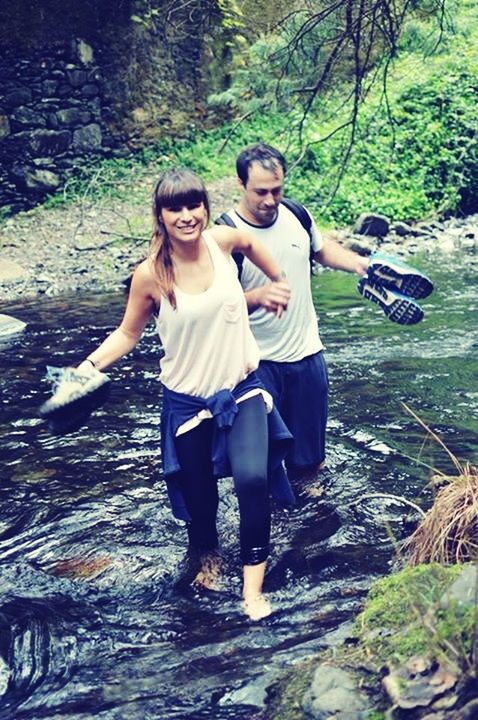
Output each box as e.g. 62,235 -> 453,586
0,176 -> 241,305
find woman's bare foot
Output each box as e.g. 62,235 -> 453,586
192,551 -> 223,591
242,593 -> 272,621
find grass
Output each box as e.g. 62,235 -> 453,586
400,404 -> 478,566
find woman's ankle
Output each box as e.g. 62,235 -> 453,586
242,560 -> 267,600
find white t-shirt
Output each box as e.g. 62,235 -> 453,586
227,204 -> 325,362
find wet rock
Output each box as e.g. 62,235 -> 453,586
382,655 -> 458,710
50,554 -> 111,579
342,234 -> 376,255
353,213 -> 390,237
441,564 -> 478,609
393,221 -> 415,237
302,664 -> 372,719
0,313 -> 27,337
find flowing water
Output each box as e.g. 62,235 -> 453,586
0,250 -> 477,720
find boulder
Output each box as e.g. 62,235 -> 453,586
302,664 -> 371,719
353,213 -> 390,237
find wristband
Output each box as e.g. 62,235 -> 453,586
85,358 -> 97,369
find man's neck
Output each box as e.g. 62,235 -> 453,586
235,201 -> 277,228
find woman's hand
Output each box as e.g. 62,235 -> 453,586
247,279 -> 291,318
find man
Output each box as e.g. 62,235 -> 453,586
217,142 -> 370,478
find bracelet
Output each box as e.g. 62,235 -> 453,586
85,358 -> 97,369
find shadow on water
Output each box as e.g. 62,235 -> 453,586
0,251 -> 477,719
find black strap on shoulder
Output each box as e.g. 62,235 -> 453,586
214,198 -> 315,279
281,197 -> 312,239
215,211 -> 237,230
281,197 -> 315,272
215,212 -> 245,280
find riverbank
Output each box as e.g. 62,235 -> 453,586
1,183 -> 477,306
0,176 -> 241,305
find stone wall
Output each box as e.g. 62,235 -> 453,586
0,0 -> 215,213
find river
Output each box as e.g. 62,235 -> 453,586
0,249 -> 477,719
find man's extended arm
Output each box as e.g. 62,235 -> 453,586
314,232 -> 369,276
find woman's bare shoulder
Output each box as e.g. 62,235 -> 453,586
133,257 -> 156,282
129,256 -> 159,300
207,224 -> 237,250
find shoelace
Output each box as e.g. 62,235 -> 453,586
45,365 -> 92,390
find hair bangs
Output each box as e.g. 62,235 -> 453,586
155,169 -> 209,214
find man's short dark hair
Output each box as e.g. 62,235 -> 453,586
236,143 -> 287,185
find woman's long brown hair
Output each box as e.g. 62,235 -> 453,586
151,168 -> 210,309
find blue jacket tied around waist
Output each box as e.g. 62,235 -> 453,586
160,372 -> 295,521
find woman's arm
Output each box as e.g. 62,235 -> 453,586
210,225 -> 291,317
77,261 -> 157,372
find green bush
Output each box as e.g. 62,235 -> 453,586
42,1 -> 478,228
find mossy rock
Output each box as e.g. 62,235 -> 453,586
355,563 -> 474,668
265,563 -> 477,719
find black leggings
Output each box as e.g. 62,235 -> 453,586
174,394 -> 270,565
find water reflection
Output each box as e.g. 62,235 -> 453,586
0,252 -> 477,719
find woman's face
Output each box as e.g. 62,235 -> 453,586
160,201 -> 207,244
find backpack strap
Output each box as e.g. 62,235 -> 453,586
215,198 -> 315,279
214,212 -> 245,280
281,197 -> 312,239
281,197 -> 315,272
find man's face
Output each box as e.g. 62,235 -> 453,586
239,161 -> 284,225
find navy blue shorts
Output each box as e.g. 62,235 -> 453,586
256,351 -> 328,469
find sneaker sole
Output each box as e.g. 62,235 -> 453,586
368,255 -> 433,299
358,280 -> 424,325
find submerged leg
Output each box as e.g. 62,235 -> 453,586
227,395 -> 272,620
175,420 -> 219,557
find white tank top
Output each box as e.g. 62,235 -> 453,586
155,231 -> 260,397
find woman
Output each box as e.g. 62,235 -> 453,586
74,168 -> 293,620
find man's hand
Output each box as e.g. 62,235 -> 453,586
245,280 -> 291,318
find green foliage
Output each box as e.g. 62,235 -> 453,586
40,0 -> 478,229
277,40 -> 478,224
207,0 -> 478,225
216,0 -> 244,32
355,563 -> 477,669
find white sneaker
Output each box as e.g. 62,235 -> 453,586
39,365 -> 110,430
367,252 -> 434,299
40,365 -> 109,412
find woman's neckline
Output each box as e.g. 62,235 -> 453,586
173,233 -> 216,296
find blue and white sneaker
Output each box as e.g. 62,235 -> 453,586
39,365 -> 110,433
367,253 -> 433,299
358,277 -> 424,325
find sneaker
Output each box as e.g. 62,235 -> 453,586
367,253 -> 433,299
39,365 -> 110,432
358,277 -> 424,325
